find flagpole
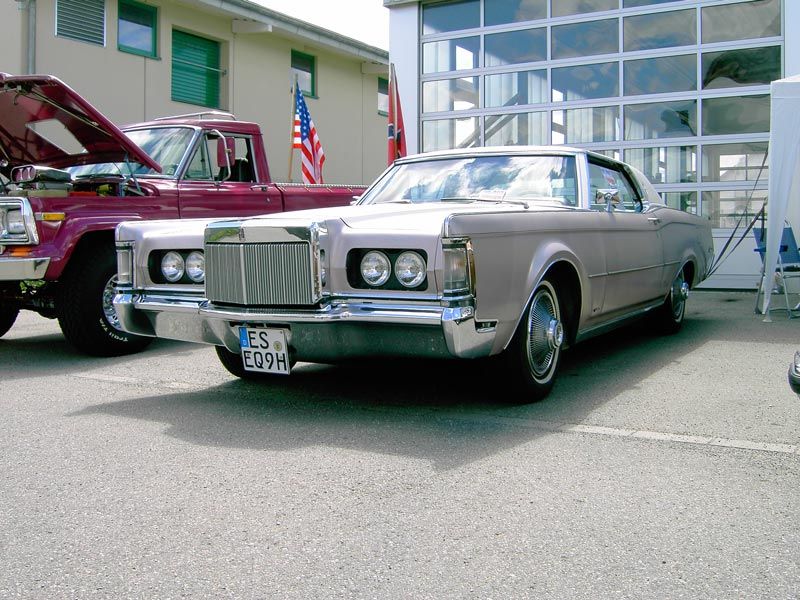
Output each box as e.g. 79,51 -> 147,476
287,76 -> 298,182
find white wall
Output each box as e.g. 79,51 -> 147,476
389,3 -> 419,155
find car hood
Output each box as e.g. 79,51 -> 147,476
0,73 -> 161,172
238,201 -> 566,234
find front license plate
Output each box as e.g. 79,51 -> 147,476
238,327 -> 290,375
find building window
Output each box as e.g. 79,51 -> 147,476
485,70 -> 547,108
702,46 -> 781,90
552,0 -> 616,18
623,9 -> 696,51
623,54 -> 696,96
422,0 -> 479,35
171,30 -> 221,108
423,37 -> 479,74
378,78 -> 388,115
702,94 -> 770,136
56,0 -> 105,46
485,28 -> 546,68
118,0 -> 157,58
291,50 -> 316,97
552,62 -> 618,102
551,19 -> 618,60
423,77 -> 478,113
485,0 -> 546,25
701,0 -> 781,44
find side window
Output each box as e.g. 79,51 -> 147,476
291,50 -> 316,97
588,161 -> 641,211
378,77 -> 389,115
185,134 -> 256,182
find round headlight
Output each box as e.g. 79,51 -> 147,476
394,251 -> 426,288
185,251 -> 205,283
360,250 -> 391,286
161,251 -> 185,282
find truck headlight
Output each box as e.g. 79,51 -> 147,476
360,250 -> 390,286
5,209 -> 25,234
161,251 -> 185,282
185,251 -> 205,283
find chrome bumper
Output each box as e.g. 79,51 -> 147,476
0,257 -> 50,280
113,291 -> 496,360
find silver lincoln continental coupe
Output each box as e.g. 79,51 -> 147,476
113,146 -> 714,401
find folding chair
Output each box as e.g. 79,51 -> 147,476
753,225 -> 800,317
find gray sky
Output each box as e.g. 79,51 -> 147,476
251,0 -> 389,50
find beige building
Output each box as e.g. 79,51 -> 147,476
1,0 -> 390,185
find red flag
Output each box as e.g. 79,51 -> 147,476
387,63 -> 406,165
293,87 -> 325,184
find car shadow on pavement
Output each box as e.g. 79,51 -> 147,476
68,295 -> 790,471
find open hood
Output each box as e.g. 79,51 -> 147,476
0,73 -> 161,173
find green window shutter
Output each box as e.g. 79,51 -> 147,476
172,30 -> 220,108
56,0 -> 105,46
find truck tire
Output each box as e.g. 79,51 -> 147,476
57,249 -> 153,357
0,306 -> 19,338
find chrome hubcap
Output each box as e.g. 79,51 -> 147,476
102,275 -> 123,331
527,286 -> 561,379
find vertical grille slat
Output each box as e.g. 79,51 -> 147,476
206,242 -> 316,305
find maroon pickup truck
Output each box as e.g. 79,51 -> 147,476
0,73 -> 366,356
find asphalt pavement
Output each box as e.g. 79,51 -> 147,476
0,290 -> 798,599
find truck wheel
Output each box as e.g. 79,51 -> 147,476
503,278 -> 565,402
57,250 -> 153,357
0,306 -> 19,337
215,346 -> 268,380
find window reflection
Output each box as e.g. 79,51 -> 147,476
422,117 -> 479,152
552,106 -> 619,144
661,191 -> 698,215
702,95 -> 770,135
624,55 -> 696,96
552,62 -> 618,102
423,77 -> 479,113
485,28 -> 546,67
702,0 -> 780,43
485,0 -> 546,25
423,37 -> 479,74
624,0 -> 682,7
623,10 -> 695,51
422,0 -> 479,35
551,0 -> 616,17
702,142 -> 768,182
552,19 -> 618,59
485,70 -> 547,108
702,46 -> 781,89
624,101 -> 697,140
484,112 -> 547,146
624,146 -> 697,184
702,189 -> 766,229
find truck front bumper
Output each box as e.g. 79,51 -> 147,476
113,292 -> 497,361
0,257 -> 50,280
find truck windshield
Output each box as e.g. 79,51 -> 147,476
358,155 -> 579,207
67,126 -> 196,179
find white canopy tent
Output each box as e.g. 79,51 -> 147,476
759,74 -> 800,316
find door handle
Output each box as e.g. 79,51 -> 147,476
250,185 -> 270,193
648,217 -> 661,224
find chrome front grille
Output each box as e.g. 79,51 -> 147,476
206,242 -> 318,305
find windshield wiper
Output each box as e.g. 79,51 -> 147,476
440,196 -> 530,209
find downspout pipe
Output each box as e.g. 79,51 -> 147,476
16,0 -> 35,74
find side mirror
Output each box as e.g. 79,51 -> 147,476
596,188 -> 620,212
216,136 -> 234,171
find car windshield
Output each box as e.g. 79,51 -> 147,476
66,126 -> 196,179
359,155 -> 578,206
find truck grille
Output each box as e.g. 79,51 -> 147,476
205,242 -> 318,305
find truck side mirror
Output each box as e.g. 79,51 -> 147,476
216,137 -> 234,171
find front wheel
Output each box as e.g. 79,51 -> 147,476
0,306 -> 19,337
651,268 -> 689,334
502,279 -> 566,402
57,250 -> 153,357
216,346 -> 270,380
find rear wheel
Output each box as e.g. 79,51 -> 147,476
0,306 -> 19,337
652,268 -> 689,334
503,279 -> 565,402
57,249 -> 153,356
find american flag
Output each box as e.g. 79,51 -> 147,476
293,87 -> 325,184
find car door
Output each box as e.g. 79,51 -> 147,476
177,133 -> 281,218
588,158 -> 665,315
